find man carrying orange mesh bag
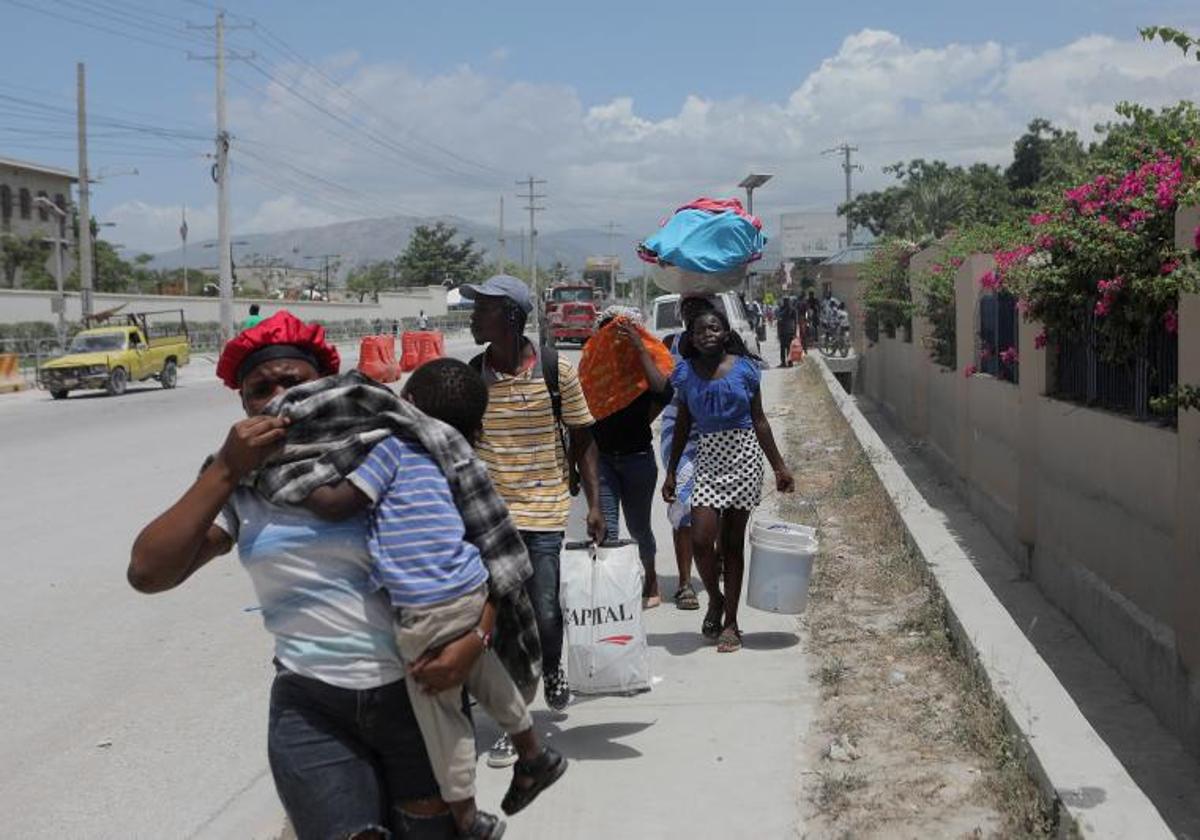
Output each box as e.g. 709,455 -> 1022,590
579,307 -> 675,607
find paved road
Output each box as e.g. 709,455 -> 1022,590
0,335 -> 815,838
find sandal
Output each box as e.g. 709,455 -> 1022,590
500,745 -> 568,816
702,594 -> 725,640
459,809 -> 506,839
717,627 -> 743,653
643,594 -> 662,610
673,584 -> 700,611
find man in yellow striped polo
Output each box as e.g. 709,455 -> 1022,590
462,274 -> 606,768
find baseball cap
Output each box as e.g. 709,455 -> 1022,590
459,274 -> 533,314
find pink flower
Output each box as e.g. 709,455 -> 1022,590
1029,212 -> 1052,226
1098,214 -> 1110,225
1161,259 -> 1181,275
1036,234 -> 1055,250
1000,346 -> 1019,367
980,270 -> 1002,291
950,256 -> 964,268
931,263 -> 944,275
1016,298 -> 1030,316
1194,225 -> 1200,252
980,346 -> 992,361
964,365 -> 978,378
1095,299 -> 1110,317
1034,330 -> 1047,350
1165,309 -> 1179,334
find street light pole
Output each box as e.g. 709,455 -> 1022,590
36,197 -> 67,344
738,173 -> 772,300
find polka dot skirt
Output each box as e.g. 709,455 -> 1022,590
692,428 -> 764,510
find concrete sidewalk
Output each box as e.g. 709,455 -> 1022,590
474,366 -> 816,839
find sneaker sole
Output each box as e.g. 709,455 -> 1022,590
487,752 -> 520,769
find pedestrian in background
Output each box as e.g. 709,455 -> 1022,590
775,297 -> 797,368
664,308 -> 795,652
585,306 -> 673,609
462,274 -> 606,767
240,303 -> 264,331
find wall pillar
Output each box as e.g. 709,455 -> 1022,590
1175,293 -> 1200,673
1017,314 -> 1048,565
953,255 -> 989,483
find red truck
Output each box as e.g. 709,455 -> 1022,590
541,283 -> 599,346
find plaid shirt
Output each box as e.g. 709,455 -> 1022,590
249,371 -> 542,691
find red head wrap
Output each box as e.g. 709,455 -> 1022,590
216,310 -> 341,389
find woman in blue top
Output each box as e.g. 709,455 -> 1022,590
663,309 -> 794,652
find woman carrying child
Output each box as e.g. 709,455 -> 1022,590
663,308 -> 795,652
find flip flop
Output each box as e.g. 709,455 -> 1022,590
643,594 -> 662,610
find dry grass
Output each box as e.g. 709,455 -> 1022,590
783,360 -> 1052,838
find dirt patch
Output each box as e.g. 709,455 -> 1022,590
779,361 -> 1053,839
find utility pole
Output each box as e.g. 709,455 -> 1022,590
180,204 -> 189,296
76,62 -> 92,319
519,227 -> 526,273
189,12 -> 253,343
497,195 -> 506,269
823,144 -> 862,248
518,176 -> 546,329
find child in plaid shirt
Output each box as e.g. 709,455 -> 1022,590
303,359 -> 567,840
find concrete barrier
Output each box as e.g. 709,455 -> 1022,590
810,353 -> 1173,839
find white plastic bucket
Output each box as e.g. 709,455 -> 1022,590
747,518 -> 817,614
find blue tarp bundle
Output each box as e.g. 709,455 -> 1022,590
640,200 -> 767,274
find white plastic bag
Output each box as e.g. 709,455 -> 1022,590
559,540 -> 651,695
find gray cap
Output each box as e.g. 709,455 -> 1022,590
459,275 -> 533,314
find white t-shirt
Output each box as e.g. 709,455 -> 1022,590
215,488 -> 405,690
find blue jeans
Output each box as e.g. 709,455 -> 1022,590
267,662 -> 456,839
598,450 -> 658,569
520,530 -> 565,677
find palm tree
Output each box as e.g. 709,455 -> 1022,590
901,178 -> 968,239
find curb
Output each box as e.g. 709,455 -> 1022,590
809,355 -> 1172,839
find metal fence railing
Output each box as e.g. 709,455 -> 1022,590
978,291 -> 1019,384
1053,312 -> 1177,424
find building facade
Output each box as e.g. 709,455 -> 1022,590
0,156 -> 78,288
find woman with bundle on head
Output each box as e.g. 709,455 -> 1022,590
662,308 -> 795,652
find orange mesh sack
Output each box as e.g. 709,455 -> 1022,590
579,318 -> 674,421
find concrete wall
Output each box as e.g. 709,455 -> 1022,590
0,286 -> 448,326
858,209 -> 1200,756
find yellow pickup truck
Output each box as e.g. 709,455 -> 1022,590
38,310 -> 191,399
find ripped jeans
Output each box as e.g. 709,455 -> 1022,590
268,662 -> 458,839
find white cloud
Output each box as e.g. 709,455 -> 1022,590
489,46 -> 510,62
118,29 -> 1200,254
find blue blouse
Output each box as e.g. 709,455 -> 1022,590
670,355 -> 761,434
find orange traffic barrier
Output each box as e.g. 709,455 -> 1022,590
578,317 -> 674,421
0,353 -> 27,394
357,335 -> 400,383
401,331 -> 444,371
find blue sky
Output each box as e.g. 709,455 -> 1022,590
4,0 -> 1200,255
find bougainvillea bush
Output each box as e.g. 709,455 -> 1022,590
996,103 -> 1200,359
859,238 -> 921,341
910,223 -> 1027,369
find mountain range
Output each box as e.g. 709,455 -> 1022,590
148,212 -> 782,282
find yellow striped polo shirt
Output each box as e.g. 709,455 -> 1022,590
477,343 -> 594,531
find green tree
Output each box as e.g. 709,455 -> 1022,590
1005,118 -> 1087,192
93,241 -> 133,292
395,222 -> 485,287
346,260 -> 394,302
1,235 -> 51,288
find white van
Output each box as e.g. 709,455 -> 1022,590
650,292 -> 761,356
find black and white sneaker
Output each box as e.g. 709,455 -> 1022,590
544,666 -> 570,712
487,733 -> 518,768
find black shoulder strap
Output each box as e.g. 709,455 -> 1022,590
468,352 -> 484,374
540,344 -> 562,424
